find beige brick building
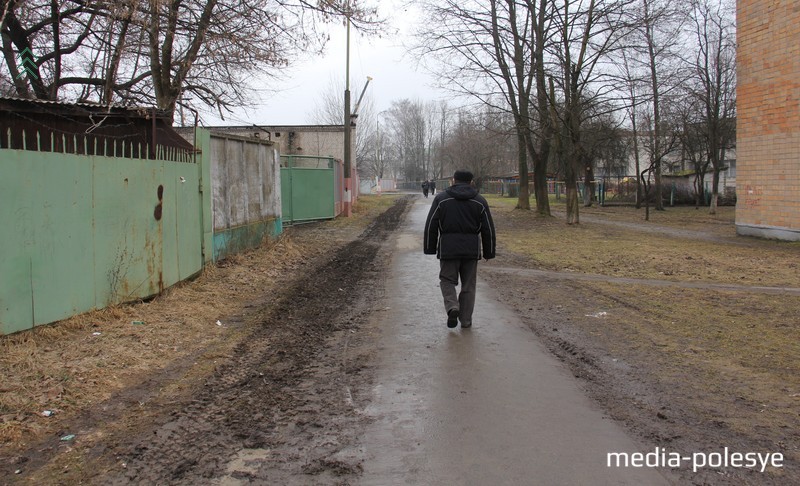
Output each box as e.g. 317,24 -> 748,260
736,0 -> 800,240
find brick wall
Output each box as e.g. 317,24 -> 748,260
736,0 -> 800,240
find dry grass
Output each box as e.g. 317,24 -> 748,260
0,244 -> 282,446
580,201 -> 737,233
329,193 -> 403,228
487,195 -> 800,287
566,281 -> 800,446
0,194 -> 399,451
587,284 -> 800,382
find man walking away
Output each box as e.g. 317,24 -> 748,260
422,180 -> 429,198
423,170 -> 496,329
429,179 -> 436,196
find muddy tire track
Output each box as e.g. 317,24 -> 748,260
87,196 -> 413,485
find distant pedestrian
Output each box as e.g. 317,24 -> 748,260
423,170 -> 496,329
429,179 -> 436,196
422,180 -> 429,198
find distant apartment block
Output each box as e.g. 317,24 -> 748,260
736,0 -> 800,240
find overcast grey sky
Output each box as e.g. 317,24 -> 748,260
200,1 -> 449,127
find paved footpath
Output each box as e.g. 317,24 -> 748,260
356,197 -> 672,485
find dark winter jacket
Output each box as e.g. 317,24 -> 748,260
423,183 -> 496,260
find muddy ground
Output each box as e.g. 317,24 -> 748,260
95,197 -> 406,486
2,194 -> 797,485
482,204 -> 799,486
484,268 -> 797,486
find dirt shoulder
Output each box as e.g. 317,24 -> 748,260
483,198 -> 799,485
1,194 -> 411,485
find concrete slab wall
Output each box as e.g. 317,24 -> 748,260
208,132 -> 282,260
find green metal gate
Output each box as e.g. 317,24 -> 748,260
280,155 -> 335,224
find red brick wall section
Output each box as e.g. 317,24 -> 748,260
736,0 -> 800,239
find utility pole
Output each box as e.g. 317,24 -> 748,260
343,13 -> 353,217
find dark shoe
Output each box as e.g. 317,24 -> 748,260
447,309 -> 459,328
461,322 -> 472,329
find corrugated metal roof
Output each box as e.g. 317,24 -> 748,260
0,95 -> 122,108
0,96 -> 170,117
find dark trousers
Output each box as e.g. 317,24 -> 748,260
439,258 -> 478,326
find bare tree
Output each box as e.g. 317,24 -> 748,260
615,49 -> 647,206
526,0 -> 556,217
548,0 -> 632,224
365,109 -> 391,180
383,98 -> 428,181
312,75 -> 350,125
415,0 -> 553,213
637,106 -> 680,219
439,105 -> 512,185
1,0 -> 97,99
431,100 -> 451,180
424,103 -> 438,179
687,0 -> 735,214
581,104 -> 629,203
675,95 -> 710,207
1,0 -> 382,121
625,0 -> 688,212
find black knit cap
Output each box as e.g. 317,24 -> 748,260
453,169 -> 473,182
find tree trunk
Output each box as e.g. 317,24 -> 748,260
709,167 -> 720,215
516,129 -> 531,210
524,130 -> 551,217
103,10 -> 134,103
4,12 -> 50,99
654,159 -> 663,210
531,1 -> 552,218
566,181 -> 580,224
565,161 -> 580,224
694,173 -> 705,208
644,2 -> 663,211
533,152 -> 550,215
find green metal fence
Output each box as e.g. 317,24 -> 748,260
0,139 -> 210,335
280,155 -> 336,224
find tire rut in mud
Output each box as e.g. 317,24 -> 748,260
97,196 -> 413,485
